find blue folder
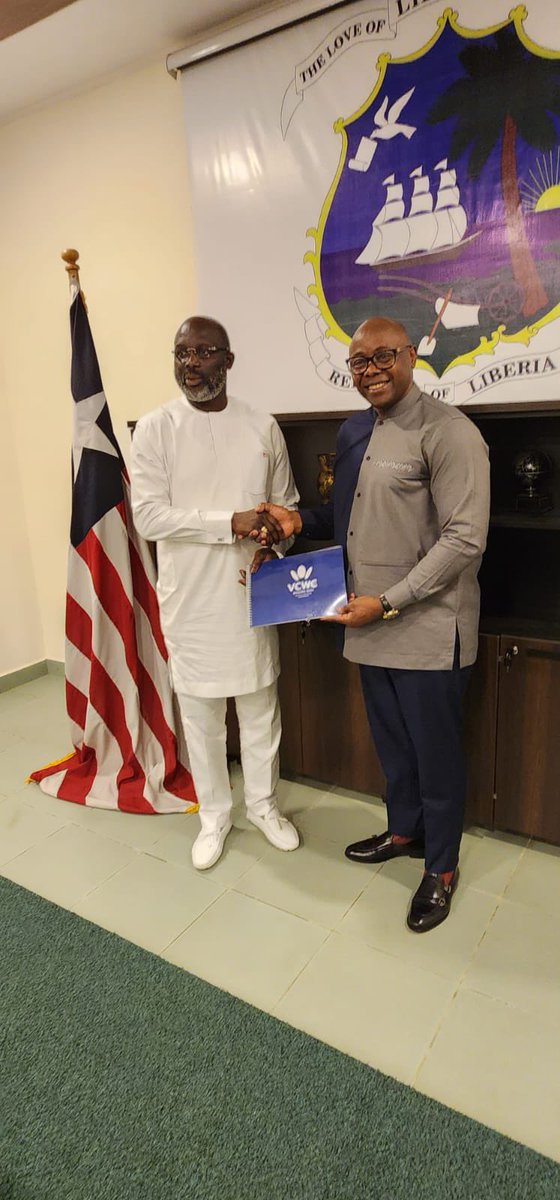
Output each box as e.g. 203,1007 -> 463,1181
248,545 -> 347,627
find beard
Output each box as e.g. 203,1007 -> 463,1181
180,363 -> 228,406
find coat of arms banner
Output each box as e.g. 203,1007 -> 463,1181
179,1 -> 560,410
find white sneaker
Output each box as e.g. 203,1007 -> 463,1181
247,809 -> 299,851
191,820 -> 232,870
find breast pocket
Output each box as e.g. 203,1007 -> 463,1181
384,468 -> 426,493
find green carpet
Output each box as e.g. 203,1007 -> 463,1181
1,876 -> 559,1200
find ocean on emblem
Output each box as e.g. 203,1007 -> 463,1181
306,10 -> 560,378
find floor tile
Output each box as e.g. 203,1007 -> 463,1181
0,728 -> 24,754
229,765 -> 328,820
503,840 -> 560,915
13,782 -> 78,822
0,680 -> 64,726
415,987 -> 560,1163
74,853 -> 223,953
164,890 -> 328,1011
297,790 -> 386,848
0,795 -> 67,865
2,693 -> 68,733
0,679 -> 48,712
459,828 -> 528,896
327,784 -> 383,803
50,798 -> 177,852
1,824 -> 136,907
0,737 -> 65,794
338,857 -> 498,981
235,836 -> 375,927
276,775 -> 330,817
274,931 -> 455,1084
464,899 -> 560,1023
151,818 -> 269,887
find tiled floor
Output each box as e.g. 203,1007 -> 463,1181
1,674 -> 560,1163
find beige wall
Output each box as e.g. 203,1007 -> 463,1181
0,389 -> 45,674
0,59 -> 196,671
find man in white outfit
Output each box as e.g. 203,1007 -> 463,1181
130,316 -> 300,869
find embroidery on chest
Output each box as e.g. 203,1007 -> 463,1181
369,459 -> 415,473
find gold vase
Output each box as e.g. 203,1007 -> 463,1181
317,452 -> 335,504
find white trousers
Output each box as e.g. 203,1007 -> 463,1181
176,682 -> 281,832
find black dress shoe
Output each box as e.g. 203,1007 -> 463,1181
406,869 -> 460,933
345,830 -> 425,864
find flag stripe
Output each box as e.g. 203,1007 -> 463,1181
126,530 -> 168,661
66,591 -> 93,661
66,679 -> 88,733
77,524 -> 185,772
57,748 -> 98,805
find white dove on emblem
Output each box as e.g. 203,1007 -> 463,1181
349,88 -> 416,172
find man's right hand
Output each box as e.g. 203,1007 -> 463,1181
255,503 -> 302,540
231,508 -> 284,542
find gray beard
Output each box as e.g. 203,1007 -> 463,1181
181,364 -> 227,406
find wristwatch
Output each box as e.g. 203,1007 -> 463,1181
379,593 -> 400,620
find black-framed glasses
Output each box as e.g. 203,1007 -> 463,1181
173,345 -> 229,364
346,345 -> 414,374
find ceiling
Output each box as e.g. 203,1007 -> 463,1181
0,0 -> 286,126
0,0 -> 77,42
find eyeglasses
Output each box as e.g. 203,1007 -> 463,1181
173,345 -> 228,364
346,345 -> 414,374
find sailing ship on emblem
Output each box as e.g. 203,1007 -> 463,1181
355,159 -> 471,267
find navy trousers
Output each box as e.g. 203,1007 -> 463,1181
359,644 -> 471,874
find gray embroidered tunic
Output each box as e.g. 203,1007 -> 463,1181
344,384 -> 490,670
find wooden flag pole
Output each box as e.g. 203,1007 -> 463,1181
61,248 -> 87,309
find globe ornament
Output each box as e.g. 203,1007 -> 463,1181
513,449 -> 553,514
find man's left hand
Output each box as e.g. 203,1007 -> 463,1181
321,594 -> 383,627
239,547 -> 277,586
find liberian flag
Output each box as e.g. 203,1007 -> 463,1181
31,284 -> 197,813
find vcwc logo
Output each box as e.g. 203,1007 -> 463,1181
287,564 -> 318,596
291,6 -> 560,405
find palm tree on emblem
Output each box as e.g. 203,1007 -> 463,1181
427,24 -> 560,319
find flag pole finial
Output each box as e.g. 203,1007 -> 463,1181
61,248 -> 87,309
62,248 -> 80,281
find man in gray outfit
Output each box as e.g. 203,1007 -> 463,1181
257,316 -> 490,932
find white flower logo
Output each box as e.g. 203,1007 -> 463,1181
287,562 -> 318,597
290,565 -> 313,582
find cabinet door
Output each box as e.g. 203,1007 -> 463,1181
495,636 -> 560,842
278,624 -> 303,774
298,620 -> 386,795
464,634 -> 499,829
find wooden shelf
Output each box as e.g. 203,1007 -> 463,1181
480,616 -> 560,642
490,512 -> 560,530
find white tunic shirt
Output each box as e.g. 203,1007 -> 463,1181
130,395 -> 299,698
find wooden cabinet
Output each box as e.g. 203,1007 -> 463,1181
495,635 -> 560,842
463,633 -> 499,829
228,404 -> 560,846
278,625 -> 504,831
289,621 -> 384,793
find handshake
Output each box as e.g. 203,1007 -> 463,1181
231,503 -> 303,545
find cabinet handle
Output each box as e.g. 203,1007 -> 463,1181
503,644 -> 519,673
